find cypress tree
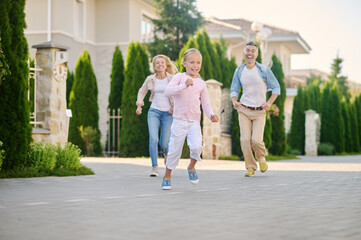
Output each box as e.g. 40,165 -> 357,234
231,106 -> 242,158
305,82 -> 322,113
264,117 -> 272,150
106,46 -> 125,154
341,101 -> 351,152
0,0 -> 32,170
288,86 -> 305,154
202,30 -> 222,81
269,54 -> 286,155
66,70 -> 74,108
320,83 -> 344,153
355,95 -> 361,150
349,103 -> 360,152
0,36 -> 11,85
68,50 -> 102,156
214,38 -> 237,89
195,31 -> 212,80
119,43 -> 151,157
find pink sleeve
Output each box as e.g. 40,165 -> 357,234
165,73 -> 187,97
200,83 -> 214,119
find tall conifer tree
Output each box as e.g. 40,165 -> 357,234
69,50 -> 102,156
0,0 -> 32,170
341,101 -> 351,153
203,30 -> 222,81
119,43 -> 151,157
349,103 -> 360,152
269,54 -> 286,155
320,83 -> 344,153
355,95 -> 361,150
106,46 -> 125,154
289,86 -> 305,154
195,31 -> 212,80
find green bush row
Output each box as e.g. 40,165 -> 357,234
27,142 -> 83,171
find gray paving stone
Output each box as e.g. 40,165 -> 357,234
0,155 -> 361,240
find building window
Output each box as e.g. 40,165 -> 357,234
74,0 -> 85,39
141,16 -> 153,43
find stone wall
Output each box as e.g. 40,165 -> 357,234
202,80 -> 232,159
305,110 -> 320,156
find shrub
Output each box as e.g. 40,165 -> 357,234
27,143 -> 57,171
56,143 -> 82,170
289,149 -> 302,155
79,125 -> 100,157
318,143 -> 335,155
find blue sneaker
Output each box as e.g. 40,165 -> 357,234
161,178 -> 171,190
187,168 -> 199,185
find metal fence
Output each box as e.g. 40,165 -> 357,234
28,59 -> 43,127
105,108 -> 122,156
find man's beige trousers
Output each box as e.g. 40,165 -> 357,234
238,105 -> 267,171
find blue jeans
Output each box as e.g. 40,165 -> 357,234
147,108 -> 173,167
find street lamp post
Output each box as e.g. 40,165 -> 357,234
251,21 -> 272,63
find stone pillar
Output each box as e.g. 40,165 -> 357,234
202,80 -> 222,159
305,109 -> 320,156
31,41 -> 70,147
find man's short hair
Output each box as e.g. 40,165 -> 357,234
245,42 -> 259,49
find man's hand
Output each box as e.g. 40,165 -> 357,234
211,114 -> 219,122
232,100 -> 242,109
136,106 -> 142,115
169,107 -> 174,115
185,78 -> 193,87
261,102 -> 271,110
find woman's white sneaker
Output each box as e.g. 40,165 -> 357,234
150,167 -> 158,177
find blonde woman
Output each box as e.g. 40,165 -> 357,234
136,54 -> 177,177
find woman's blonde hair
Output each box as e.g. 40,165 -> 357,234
152,54 -> 178,75
181,48 -> 202,66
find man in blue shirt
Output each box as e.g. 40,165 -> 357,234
230,42 -> 280,177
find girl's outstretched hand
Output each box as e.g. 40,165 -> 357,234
211,114 -> 219,122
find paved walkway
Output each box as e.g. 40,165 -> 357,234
1,155 -> 361,240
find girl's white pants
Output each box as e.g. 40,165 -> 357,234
166,118 -> 203,170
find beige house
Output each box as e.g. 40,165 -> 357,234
25,0 -> 156,143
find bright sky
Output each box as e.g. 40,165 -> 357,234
197,0 -> 361,83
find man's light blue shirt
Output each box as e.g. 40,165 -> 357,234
230,62 -> 281,99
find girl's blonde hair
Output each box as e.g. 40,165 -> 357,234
152,54 -> 178,75
181,48 -> 202,66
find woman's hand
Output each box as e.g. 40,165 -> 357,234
136,106 -> 142,115
169,107 -> 174,115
